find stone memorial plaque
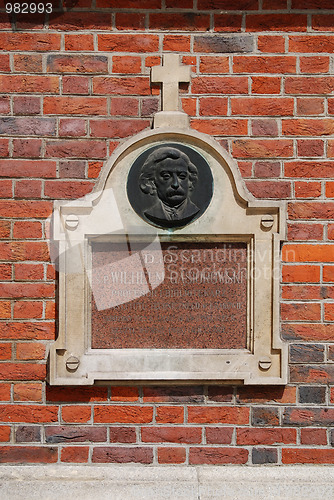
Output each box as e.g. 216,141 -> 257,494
90,241 -> 248,350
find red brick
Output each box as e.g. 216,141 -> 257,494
0,405 -> 57,423
326,182 -> 334,198
283,325 -> 334,342
0,362 -> 46,381
233,139 -> 293,159
13,96 -> 40,115
206,427 -> 233,444
199,56 -> 229,74
14,302 -> 43,320
282,265 -> 320,283
237,428 -> 296,445
59,119 -> 86,138
283,244 -> 334,262
246,180 -> 291,199
182,98 -> 196,116
12,139 -> 42,159
0,54 -> 9,72
0,343 -> 11,360
49,12 -> 112,31
189,447 -> 248,465
328,224 -> 334,240
297,140 -> 324,158
44,180 -> 94,199
16,342 -> 45,360
97,0 -> 160,7
197,0 -> 258,8
297,98 -> 324,116
88,161 -> 104,179
62,76 -> 89,95
115,12 -> 146,30
13,54 -> 42,73
258,35 -> 285,53
158,447 -> 186,464
254,161 -> 280,178
141,427 -> 201,444
150,13 -> 210,31
251,119 -> 279,136
0,179 -> 11,198
234,56 -> 296,74
0,160 -> 56,179
0,385 -> 10,401
0,242 -> 49,262
237,386 -> 296,404
145,56 -> 161,68
300,56 -> 329,74
0,446 -> 57,464
13,221 -> 42,240
13,383 -> 43,402
44,97 -> 107,116
109,427 -> 136,443
62,406 -> 91,423
0,33 -> 60,51
90,119 -> 149,138
283,119 -> 334,137
113,56 -> 141,74
232,97 -> 293,116
288,223 -> 323,241
188,406 -> 249,424
324,266 -> 334,282
290,36 -> 334,53
301,428 -> 327,445
325,303 -> 334,321
46,386 -> 108,403
247,14 -> 306,32
143,386 -> 204,403
252,76 -> 281,94
0,321 -> 54,340
214,14 -> 242,32
238,161 -> 252,177
0,97 -> 10,115
191,119 -> 247,136
0,117 -> 55,137
15,180 -> 42,199
0,75 -> 59,94
281,302 -> 321,321
61,446 -> 89,463
313,15 -> 334,32
94,406 -> 153,424
93,77 -> 150,96
156,406 -> 184,424
283,448 -> 334,464
285,77 -> 334,95
45,140 -> 106,159
0,426 -> 10,442
92,446 -> 153,463
162,35 -> 191,53
110,386 -> 139,402
292,0 -> 333,7
98,34 -> 158,53
0,265 -> 11,281
65,34 -> 94,51
285,161 -> 334,179
192,76 -> 248,95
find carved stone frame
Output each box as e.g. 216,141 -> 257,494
48,128 -> 287,385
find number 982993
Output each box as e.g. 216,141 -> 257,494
5,3 -> 53,13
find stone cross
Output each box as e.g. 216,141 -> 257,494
151,54 -> 191,112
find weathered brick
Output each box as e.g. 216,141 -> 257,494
234,56 -> 296,74
49,12 -> 112,31
193,76 -> 248,95
94,406 -> 153,424
13,383 -> 43,402
282,119 -> 334,137
252,76 -> 281,94
194,35 -> 254,53
0,33 -> 60,51
246,180 -> 291,199
290,35 -> 334,53
188,406 -> 249,424
16,426 -> 41,443
287,223 -> 323,241
65,34 -> 94,51
156,406 -> 184,424
231,97 -> 293,116
252,119 -> 278,136
109,427 -> 136,443
285,77 -> 334,95
113,56 -> 141,74
150,13 -> 210,31
302,428 -> 327,445
98,34 -> 159,52
93,77 -> 151,96
238,428 -> 296,445
289,343 -> 325,363
46,426 -> 107,443
0,321 -> 54,339
189,447 -> 248,465
252,407 -> 279,426
297,140 -> 324,158
90,119 -> 150,139
158,447 -> 186,464
0,446 -> 57,464
142,427 -> 201,444
14,303 -> 43,320
300,56 -> 329,74
191,119 -> 247,136
281,302 -> 321,321
290,365 -> 334,383
92,446 -> 153,464
143,386 -> 204,403
297,98 -> 324,116
233,139 -> 293,158
206,427 -> 233,444
47,55 -> 108,74
0,118 -> 56,137
298,386 -> 326,404
45,140 -> 107,159
115,12 -> 146,30
252,447 -> 278,464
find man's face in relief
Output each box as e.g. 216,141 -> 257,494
154,158 -> 190,207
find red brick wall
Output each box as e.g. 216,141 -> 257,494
1,0 -> 334,465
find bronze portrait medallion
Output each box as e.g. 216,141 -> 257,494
127,143 -> 213,229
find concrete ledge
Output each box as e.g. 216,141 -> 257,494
1,466 -> 334,499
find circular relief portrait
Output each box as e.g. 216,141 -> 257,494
127,143 -> 214,229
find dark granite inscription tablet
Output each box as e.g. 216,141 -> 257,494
91,241 -> 247,349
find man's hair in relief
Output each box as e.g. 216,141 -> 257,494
139,147 -> 198,195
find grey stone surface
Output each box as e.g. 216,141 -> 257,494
1,466 -> 334,500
